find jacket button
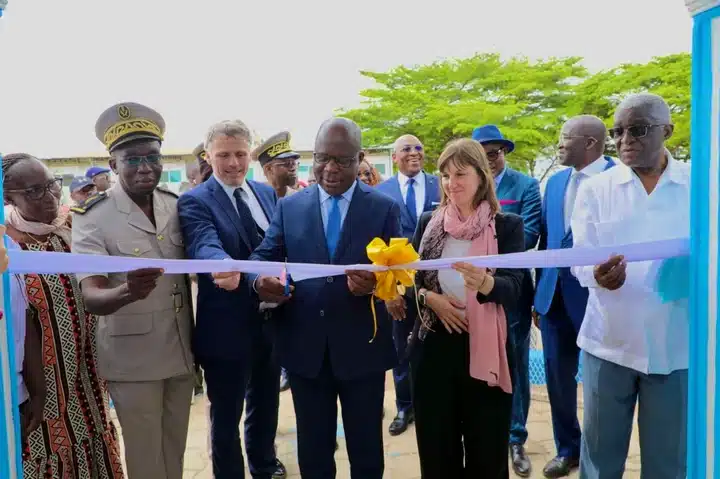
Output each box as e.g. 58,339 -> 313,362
327,277 -> 333,283
320,310 -> 325,317
157,234 -> 164,241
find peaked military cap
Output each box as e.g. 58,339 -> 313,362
253,131 -> 300,166
95,102 -> 166,152
192,142 -> 206,161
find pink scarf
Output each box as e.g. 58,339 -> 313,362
4,204 -> 72,246
442,202 -> 512,394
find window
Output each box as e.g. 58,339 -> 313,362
246,168 -> 254,181
374,163 -> 386,175
160,170 -> 182,183
299,165 -> 310,174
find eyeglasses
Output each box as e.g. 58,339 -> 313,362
609,125 -> 666,140
485,148 -> 505,160
272,159 -> 300,169
400,145 -> 423,154
313,153 -> 358,168
6,177 -> 63,201
122,154 -> 163,167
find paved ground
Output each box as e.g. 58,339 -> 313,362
113,374 -> 642,478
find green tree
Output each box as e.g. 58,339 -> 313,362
567,53 -> 690,161
339,53 -> 588,175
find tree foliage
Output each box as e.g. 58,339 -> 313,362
339,52 -> 691,175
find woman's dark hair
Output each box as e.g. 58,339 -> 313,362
2,153 -> 40,186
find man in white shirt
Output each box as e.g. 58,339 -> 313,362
571,93 -> 689,479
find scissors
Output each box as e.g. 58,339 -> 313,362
283,257 -> 291,297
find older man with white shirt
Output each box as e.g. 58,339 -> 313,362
570,93 -> 689,479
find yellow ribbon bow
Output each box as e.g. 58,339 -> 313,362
365,237 -> 420,342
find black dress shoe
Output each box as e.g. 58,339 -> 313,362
510,444 -> 531,477
542,456 -> 578,478
388,410 -> 414,436
272,458 -> 287,479
279,371 -> 290,392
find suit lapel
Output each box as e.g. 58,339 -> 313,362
388,175 -> 413,227
556,169 -> 573,244
153,190 -> 170,236
247,180 -> 272,222
424,174 -> 438,210
208,176 -> 253,251
495,169 -> 513,200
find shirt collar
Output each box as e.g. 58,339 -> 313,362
616,149 -> 688,185
318,179 -> 358,203
494,168 -> 506,186
214,173 -> 248,193
575,156 -> 608,178
397,170 -> 425,187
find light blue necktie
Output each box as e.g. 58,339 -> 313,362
406,178 -> 418,225
326,196 -> 342,259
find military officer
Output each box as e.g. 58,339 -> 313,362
68,175 -> 97,205
193,142 -> 213,183
72,102 -> 195,479
253,131 -> 302,199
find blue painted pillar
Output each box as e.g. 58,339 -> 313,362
688,1 -> 720,478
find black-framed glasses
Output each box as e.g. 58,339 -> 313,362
122,154 -> 163,167
6,177 -> 63,200
313,153 -> 358,168
485,148 -> 505,160
609,124 -> 667,140
400,145 -> 423,154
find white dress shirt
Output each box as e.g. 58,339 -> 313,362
570,153 -> 690,374
397,171 -> 426,220
438,238 -> 472,315
564,156 -> 608,231
214,174 -> 270,231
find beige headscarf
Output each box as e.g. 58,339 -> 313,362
4,204 -> 72,247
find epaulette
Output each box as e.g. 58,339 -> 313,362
70,191 -> 108,214
156,186 -> 179,198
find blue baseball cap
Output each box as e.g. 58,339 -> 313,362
69,176 -> 95,193
85,166 -> 111,178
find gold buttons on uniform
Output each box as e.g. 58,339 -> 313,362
133,247 -> 140,255
157,234 -> 164,241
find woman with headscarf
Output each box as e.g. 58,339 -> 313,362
389,139 -> 524,478
2,153 -> 123,478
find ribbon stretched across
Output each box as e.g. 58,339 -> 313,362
5,237 -> 690,281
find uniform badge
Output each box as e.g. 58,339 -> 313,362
118,105 -> 131,120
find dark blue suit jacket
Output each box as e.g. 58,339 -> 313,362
249,181 -> 402,381
375,173 -> 440,239
534,157 -> 615,327
496,168 -> 541,331
178,176 -> 277,363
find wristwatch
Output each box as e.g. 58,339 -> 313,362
418,289 -> 427,307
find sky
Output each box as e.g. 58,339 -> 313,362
0,0 -> 692,158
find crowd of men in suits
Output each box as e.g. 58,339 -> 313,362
54,91 -> 689,479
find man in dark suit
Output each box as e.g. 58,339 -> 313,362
534,115 -> 614,478
473,125 -> 541,478
177,120 -> 286,479
375,134 -> 440,436
250,117 -> 401,479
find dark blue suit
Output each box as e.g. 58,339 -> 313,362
375,173 -> 440,415
249,181 -> 401,478
534,158 -> 614,459
495,167 -> 541,447
178,176 -> 280,479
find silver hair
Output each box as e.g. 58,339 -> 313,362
204,120 -> 252,151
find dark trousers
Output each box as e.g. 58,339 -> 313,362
391,311 -> 415,414
289,348 -> 385,479
540,289 -> 582,459
202,331 -> 281,479
509,324 -> 531,445
412,328 -> 513,479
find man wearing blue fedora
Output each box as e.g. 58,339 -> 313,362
472,125 -> 541,478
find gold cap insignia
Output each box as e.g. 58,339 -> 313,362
118,105 -> 131,120
266,140 -> 291,158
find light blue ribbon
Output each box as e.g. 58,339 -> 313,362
6,237 -> 690,282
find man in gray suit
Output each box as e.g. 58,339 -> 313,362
72,102 -> 195,479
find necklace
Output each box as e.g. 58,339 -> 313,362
24,232 -> 51,247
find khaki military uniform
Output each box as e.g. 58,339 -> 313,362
72,101 -> 194,479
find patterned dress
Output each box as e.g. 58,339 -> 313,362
19,233 -> 124,479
